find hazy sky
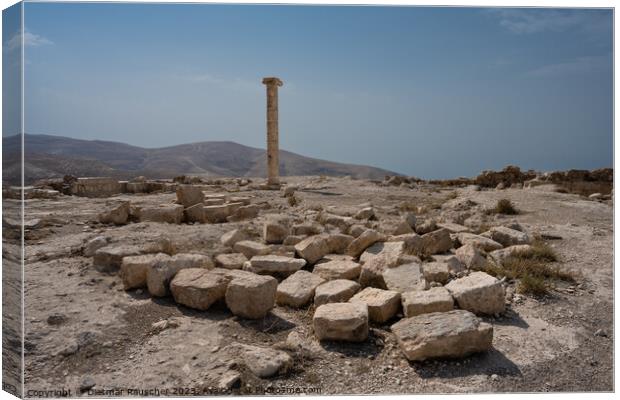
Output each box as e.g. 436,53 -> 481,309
4,3 -> 614,179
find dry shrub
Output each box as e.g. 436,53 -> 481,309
490,198 -> 519,215
482,240 -> 573,296
287,194 -> 300,207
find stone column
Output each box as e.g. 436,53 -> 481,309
262,77 -> 283,186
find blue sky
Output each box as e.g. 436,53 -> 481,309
3,3 -> 614,179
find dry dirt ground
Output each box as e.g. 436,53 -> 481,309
9,176 -> 613,396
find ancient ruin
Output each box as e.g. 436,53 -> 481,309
262,77 -> 283,187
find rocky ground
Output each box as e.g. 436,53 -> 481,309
7,175 -> 613,395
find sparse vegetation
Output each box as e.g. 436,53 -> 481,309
482,240 -> 573,295
488,198 -> 519,215
287,194 -> 300,207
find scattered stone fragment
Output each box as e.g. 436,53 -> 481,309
225,272 -> 278,319
215,253 -> 248,270
80,377 -> 96,392
276,270 -> 325,307
184,204 -> 206,223
146,254 -> 211,297
170,268 -> 230,310
354,207 -> 375,220
437,222 -> 471,234
47,313 -> 67,325
83,236 -> 109,257
393,219 -> 415,235
239,344 -> 292,378
483,226 -> 532,247
220,229 -> 249,247
120,253 -> 170,290
418,228 -> 453,255
312,259 -> 361,281
313,302 -> 369,342
455,244 -> 487,270
346,229 -> 385,258
416,219 -> 437,234
432,254 -> 466,274
489,245 -> 533,265
349,287 -> 401,323
348,224 -> 366,237
98,201 -> 130,225
292,223 -> 322,236
445,271 -> 505,315
233,240 -> 271,259
359,241 -> 408,288
314,279 -> 361,305
263,220 -> 289,244
325,233 -> 355,254
382,262 -> 428,293
421,262 -> 451,284
139,204 -> 184,224
283,235 -> 305,245
456,233 -> 503,252
391,309 -> 493,361
227,204 -> 259,221
247,255 -> 307,276
295,234 -> 330,264
93,245 -> 142,273
401,287 -> 454,317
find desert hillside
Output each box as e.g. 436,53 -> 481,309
2,134 -> 398,184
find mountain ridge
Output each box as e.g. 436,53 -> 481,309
2,134 -> 400,184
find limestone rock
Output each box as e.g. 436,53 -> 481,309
283,235 -> 305,246
98,202 -> 130,225
146,253 -> 211,297
437,222 -> 471,234
247,255 -> 307,276
184,204 -> 206,223
176,184 -> 204,207
359,241 -> 408,288
349,287 -> 401,323
227,204 -> 259,222
401,287 -> 454,317
419,228 -> 453,255
225,273 -> 278,319
456,233 -> 503,252
139,204 -> 184,224
314,279 -> 361,305
83,236 -> 109,257
263,221 -> 289,244
432,254 -> 466,274
348,224 -> 366,237
204,205 -> 231,223
391,309 -> 493,361
313,302 -> 369,342
295,234 -> 330,264
489,245 -> 533,265
120,253 -> 170,290
170,269 -> 230,310
233,240 -> 271,259
393,220 -> 415,236
421,262 -> 451,284
276,270 -> 325,307
445,271 -> 505,315
93,245 -> 142,273
312,259 -> 361,281
484,226 -> 532,247
354,207 -> 375,220
215,253 -> 247,270
220,229 -> 249,247
325,233 -> 355,254
346,229 -> 385,258
239,344 -> 292,378
416,219 -> 437,235
455,244 -> 487,270
292,223 -> 322,236
382,262 -> 428,293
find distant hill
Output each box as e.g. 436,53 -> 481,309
2,134 -> 399,185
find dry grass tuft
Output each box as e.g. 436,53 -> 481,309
287,194 -> 300,207
482,240 -> 573,295
494,198 -> 519,215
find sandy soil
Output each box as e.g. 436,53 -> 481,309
8,176 -> 613,395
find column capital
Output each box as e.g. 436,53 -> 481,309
262,77 -> 283,87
